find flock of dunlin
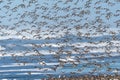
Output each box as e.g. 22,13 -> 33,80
0,0 -> 120,79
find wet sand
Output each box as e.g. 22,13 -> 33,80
49,75 -> 120,80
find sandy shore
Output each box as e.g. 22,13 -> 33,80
49,75 -> 120,80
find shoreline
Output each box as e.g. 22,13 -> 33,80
49,74 -> 120,80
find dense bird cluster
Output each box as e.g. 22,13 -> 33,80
0,0 -> 120,79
